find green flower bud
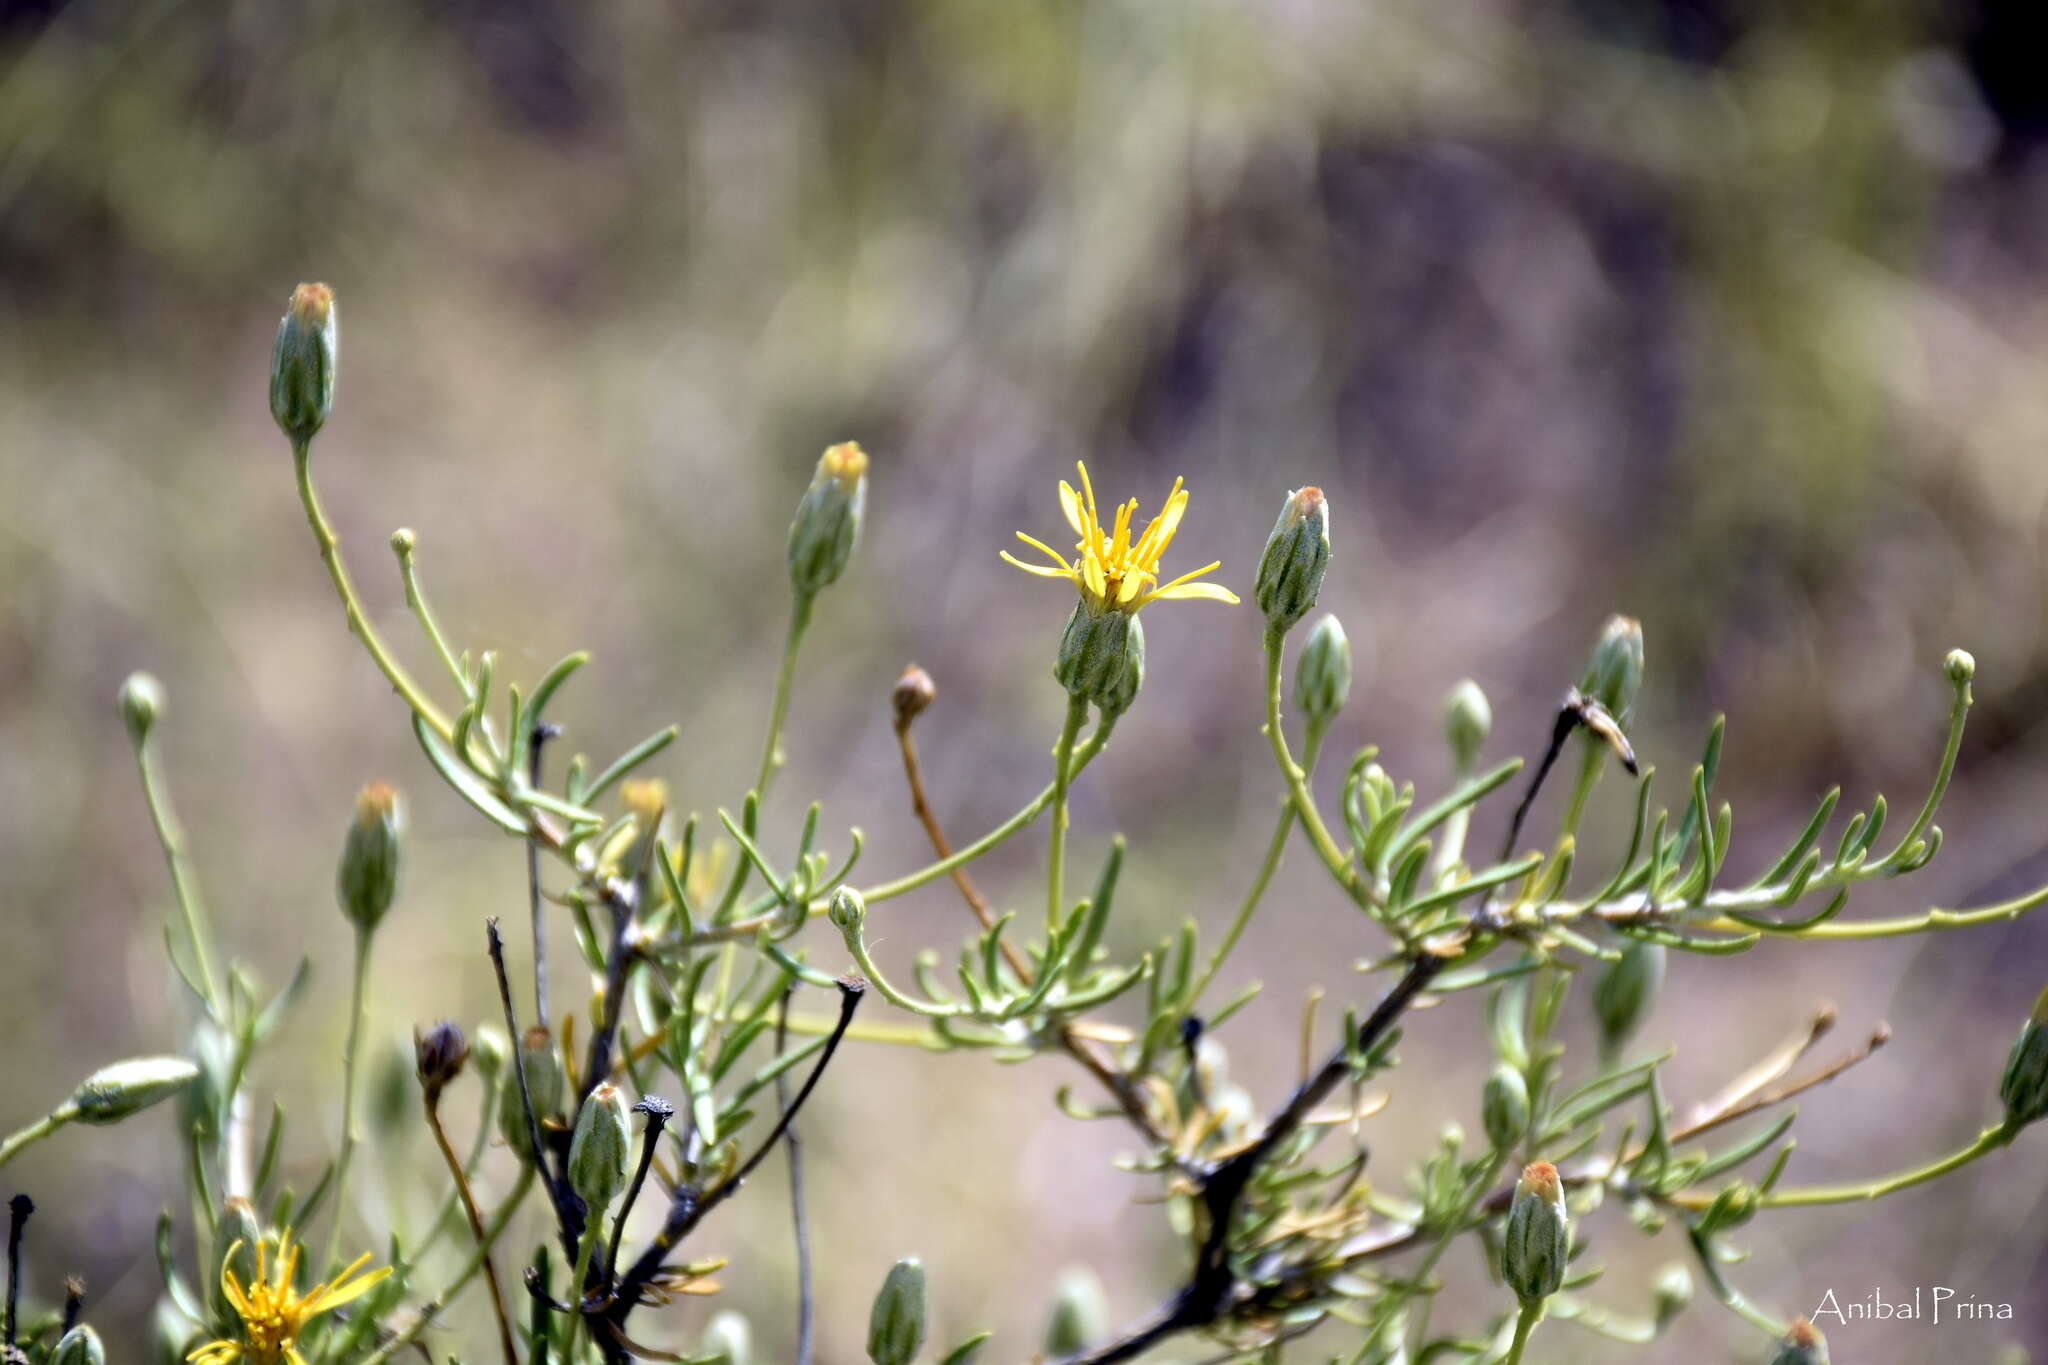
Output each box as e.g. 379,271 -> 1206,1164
119,671 -> 165,748
337,782 -> 403,933
1096,613 -> 1146,718
568,1083 -> 631,1213
1294,615 -> 1352,728
270,283 -> 337,443
50,1326 -> 105,1365
1593,939 -> 1664,1055
1443,679 -> 1490,772
1044,1265 -> 1109,1357
701,1310 -> 752,1365
499,1026 -> 566,1161
1481,1063 -> 1529,1152
1254,487 -> 1330,633
414,1020 -> 470,1103
1999,985 -> 2048,1131
1652,1263 -> 1693,1333
62,1056 -> 201,1125
472,1024 -> 509,1082
1768,1318 -> 1829,1365
1580,615 -> 1644,724
1501,1161 -> 1569,1303
787,441 -> 869,596
210,1198 -> 264,1328
1945,648 -> 1976,686
867,1257 -> 927,1365
1054,601 -> 1140,711
829,886 -> 868,934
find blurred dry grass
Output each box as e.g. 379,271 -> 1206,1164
5,1 -> 2048,1360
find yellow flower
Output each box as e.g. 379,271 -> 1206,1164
1002,462 -> 1239,612
189,1230 -> 390,1365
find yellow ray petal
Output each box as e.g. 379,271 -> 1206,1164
308,1263 -> 392,1314
1001,550 -> 1077,579
1146,579 -> 1240,605
1010,531 -> 1074,571
1059,481 -> 1084,535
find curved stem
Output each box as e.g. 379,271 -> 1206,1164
1504,1298 -> 1543,1365
1187,725 -> 1326,1007
859,720 -> 1116,906
134,736 -> 224,1017
1047,695 -> 1091,931
358,1166 -> 535,1365
753,593 -> 815,800
0,1114 -> 63,1172
1745,1123 -> 2010,1208
425,1097 -> 519,1365
323,927 -> 374,1275
1262,625 -> 1366,904
291,437 -> 455,743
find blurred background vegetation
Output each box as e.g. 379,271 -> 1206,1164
4,0 -> 2048,1360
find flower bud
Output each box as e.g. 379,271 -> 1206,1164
270,283 -> 337,443
1481,1063 -> 1529,1152
1095,614 -> 1146,718
1443,679 -> 1491,772
119,672 -> 165,748
701,1310 -> 752,1365
62,1056 -> 201,1125
1053,601 -> 1140,711
1593,940 -> 1664,1055
787,441 -> 868,597
1999,985 -> 2048,1131
1945,648 -> 1976,686
893,665 -> 937,731
337,782 -> 403,933
210,1199 -> 264,1328
867,1257 -> 927,1365
829,886 -> 868,934
1768,1318 -> 1830,1365
1501,1161 -> 1569,1303
499,1027 -> 566,1160
1254,487 -> 1330,633
568,1083 -> 631,1214
1294,615 -> 1351,728
414,1021 -> 470,1103
1044,1265 -> 1109,1357
1652,1263 -> 1692,1333
472,1024 -> 509,1081
1580,615 -> 1644,724
50,1326 -> 104,1365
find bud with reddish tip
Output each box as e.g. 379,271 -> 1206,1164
1768,1318 -> 1829,1364
338,782 -> 403,933
1501,1161 -> 1569,1303
498,1026 -> 566,1161
1254,486 -> 1331,633
893,665 -> 936,731
271,283 -> 337,443
787,441 -> 869,597
568,1083 -> 631,1213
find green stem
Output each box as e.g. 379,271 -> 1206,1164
358,1166 -> 535,1365
1262,626 -> 1368,906
392,533 -> 474,698
323,926 -> 375,1274
1558,746 -> 1602,845
1505,1298 -> 1544,1365
1046,694 -> 1091,931
292,437 -> 455,743
0,1113 -> 65,1171
1752,1123 -> 2010,1208
1187,725 -> 1326,1006
859,720 -> 1116,906
134,734 -> 225,1017
567,1213 -> 605,1354
753,592 -> 815,800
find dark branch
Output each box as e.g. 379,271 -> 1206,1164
1050,955 -> 1443,1365
486,918 -> 580,1260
